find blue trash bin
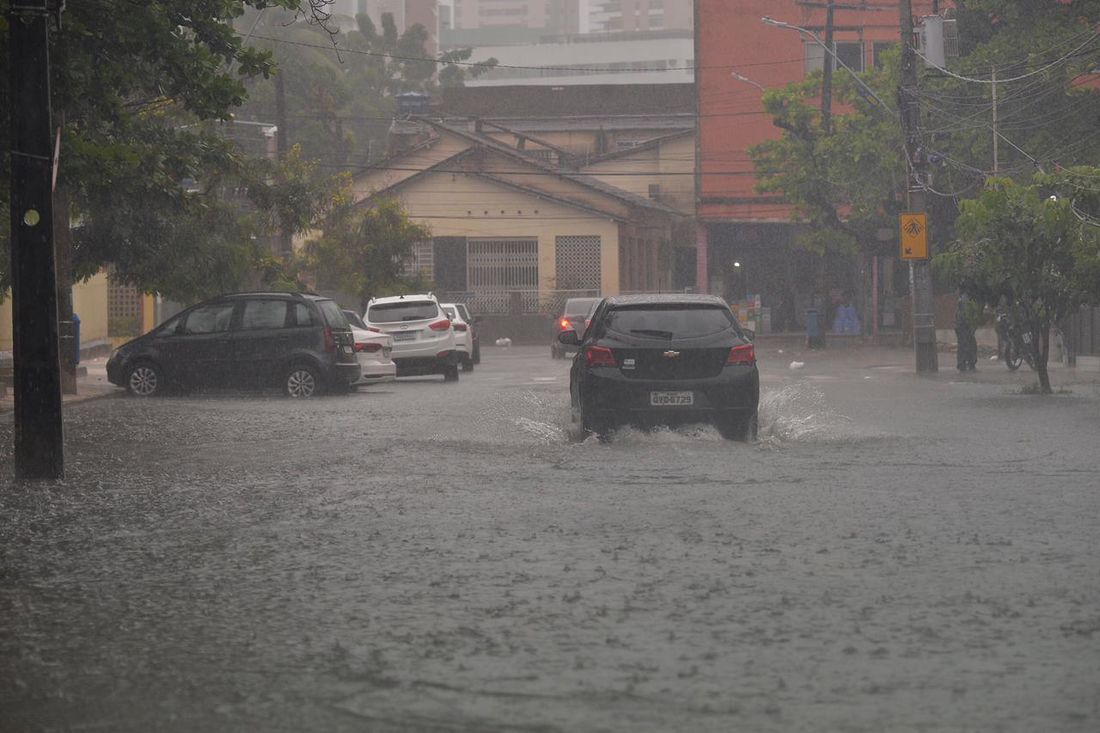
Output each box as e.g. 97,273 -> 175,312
72,313 -> 81,364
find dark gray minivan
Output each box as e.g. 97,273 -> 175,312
106,292 -> 360,398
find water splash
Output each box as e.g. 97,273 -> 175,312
758,382 -> 851,444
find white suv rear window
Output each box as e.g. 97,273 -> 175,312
369,301 -> 439,323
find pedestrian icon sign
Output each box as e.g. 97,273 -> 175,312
899,212 -> 928,260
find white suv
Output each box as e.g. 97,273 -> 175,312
364,293 -> 460,381
441,303 -> 474,372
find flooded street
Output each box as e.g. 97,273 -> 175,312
2,345 -> 1099,732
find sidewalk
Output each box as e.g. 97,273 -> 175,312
753,340 -> 1100,390
0,356 -> 122,414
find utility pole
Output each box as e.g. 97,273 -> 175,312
821,0 -> 835,134
991,65 -> 999,174
274,70 -> 293,260
898,0 -> 938,373
8,0 -> 65,478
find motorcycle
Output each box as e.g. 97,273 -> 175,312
997,311 -> 1036,371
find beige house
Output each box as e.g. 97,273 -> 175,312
349,120 -> 692,315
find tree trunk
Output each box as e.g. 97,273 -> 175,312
1036,324 -> 1052,394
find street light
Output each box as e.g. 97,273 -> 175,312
760,16 -> 894,116
730,71 -> 765,92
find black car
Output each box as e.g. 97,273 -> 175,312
560,294 -> 760,440
550,296 -> 602,359
107,292 -> 361,398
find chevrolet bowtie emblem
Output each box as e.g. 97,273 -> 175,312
663,350 -> 680,358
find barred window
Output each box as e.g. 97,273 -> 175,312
467,238 -> 538,291
555,235 -> 601,291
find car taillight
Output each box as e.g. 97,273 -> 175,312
429,319 -> 451,331
586,345 -> 616,368
727,343 -> 756,366
355,342 -> 382,353
323,327 -> 336,353
559,318 -> 570,330
453,323 -> 467,332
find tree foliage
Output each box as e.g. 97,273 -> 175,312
750,59 -> 906,256
0,0 -> 348,302
234,8 -> 496,169
304,197 -> 431,311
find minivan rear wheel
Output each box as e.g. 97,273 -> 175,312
284,364 -> 321,398
126,361 -> 163,397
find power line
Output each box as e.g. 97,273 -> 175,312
915,31 -> 1100,85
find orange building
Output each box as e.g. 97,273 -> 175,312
694,0 -> 944,332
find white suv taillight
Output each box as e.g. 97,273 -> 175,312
429,319 -> 451,332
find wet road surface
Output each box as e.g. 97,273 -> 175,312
2,346 -> 1099,731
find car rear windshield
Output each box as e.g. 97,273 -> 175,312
317,299 -> 350,329
368,301 -> 439,323
604,305 -> 736,340
442,306 -> 456,320
343,310 -> 367,329
564,298 -> 599,316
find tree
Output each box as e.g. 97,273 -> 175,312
305,197 -> 431,311
0,0 -> 339,302
935,174 -> 1100,393
234,9 -> 497,169
750,61 -> 906,258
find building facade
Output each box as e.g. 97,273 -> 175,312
696,0 -> 945,334
463,30 -> 693,86
589,0 -> 692,33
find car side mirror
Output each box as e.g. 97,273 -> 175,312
742,328 -> 755,341
557,329 -> 579,346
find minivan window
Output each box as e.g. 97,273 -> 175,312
442,306 -> 456,320
368,301 -> 439,323
182,303 -> 235,334
291,303 -> 314,327
241,300 -> 288,330
456,304 -> 471,321
604,305 -> 736,340
317,300 -> 349,329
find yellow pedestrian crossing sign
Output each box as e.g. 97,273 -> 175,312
899,212 -> 928,260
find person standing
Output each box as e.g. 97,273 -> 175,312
955,290 -> 978,371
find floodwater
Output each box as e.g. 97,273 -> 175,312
1,346 -> 1098,731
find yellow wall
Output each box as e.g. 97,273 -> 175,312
582,134 -> 696,214
73,271 -> 110,346
396,172 -> 621,295
0,269 -> 110,351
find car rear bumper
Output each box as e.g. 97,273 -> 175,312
394,352 -> 455,376
579,366 -> 759,422
354,360 -> 397,383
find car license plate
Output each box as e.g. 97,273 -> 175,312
650,391 -> 693,406
342,345 -> 354,354
392,331 -> 417,342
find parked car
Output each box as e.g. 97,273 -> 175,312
560,294 -> 759,440
441,303 -> 475,372
349,325 -> 397,385
452,302 -> 480,364
342,309 -> 368,329
363,293 -> 460,381
551,297 -> 602,359
106,292 -> 360,398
